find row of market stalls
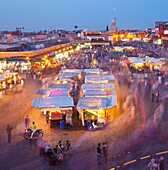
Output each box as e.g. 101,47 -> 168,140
0,71 -> 24,97
127,56 -> 166,72
32,68 -> 118,128
33,83 -> 74,127
77,70 -> 117,126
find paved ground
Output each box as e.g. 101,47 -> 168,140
1,51 -> 168,170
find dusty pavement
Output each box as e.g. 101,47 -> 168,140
1,70 -> 168,170
0,76 -> 86,170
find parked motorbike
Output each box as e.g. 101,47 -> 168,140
88,122 -> 105,131
23,128 -> 43,139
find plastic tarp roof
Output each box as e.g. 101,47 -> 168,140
81,83 -> 115,90
145,58 -> 164,65
32,97 -> 74,109
128,57 -> 145,64
103,75 -> 115,81
59,72 -> 78,77
48,89 -> 69,97
83,69 -> 103,74
49,83 -> 71,89
85,74 -> 115,83
36,89 -> 48,96
77,95 -> 117,109
61,69 -> 82,74
85,75 -> 106,84
59,76 -> 74,82
84,89 -> 116,97
132,59 -> 146,64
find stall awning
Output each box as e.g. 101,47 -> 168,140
103,75 -> 115,81
59,72 -> 79,77
85,74 -> 115,83
83,69 -> 103,74
49,83 -> 71,90
36,89 -> 48,96
32,97 -> 74,109
77,95 -> 117,110
85,75 -> 107,84
81,83 -> 115,90
84,89 -> 116,97
48,89 -> 69,97
32,98 -> 42,108
60,69 -> 82,74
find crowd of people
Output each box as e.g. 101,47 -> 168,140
96,142 -> 108,164
148,157 -> 164,170
38,139 -> 72,166
5,43 -> 168,169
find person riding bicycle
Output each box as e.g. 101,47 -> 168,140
30,122 -> 37,139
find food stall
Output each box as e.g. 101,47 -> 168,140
77,95 -> 117,126
32,96 -> 74,127
85,75 -> 107,84
85,74 -> 115,84
83,68 -> 103,75
48,89 -> 70,97
128,57 -> 146,72
81,83 -> 115,90
49,83 -> 72,96
36,89 -> 49,98
60,69 -> 82,75
84,89 -> 116,97
49,83 -> 71,90
58,69 -> 82,82
145,57 -> 165,72
4,71 -> 20,85
0,75 -> 6,98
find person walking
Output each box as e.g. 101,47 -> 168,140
102,142 -> 108,162
152,91 -> 155,102
155,91 -> 160,102
158,156 -> 164,170
46,112 -> 49,124
97,143 -> 102,164
148,158 -> 158,170
6,124 -> 13,144
25,115 -> 31,129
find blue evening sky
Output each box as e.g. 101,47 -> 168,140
0,0 -> 167,31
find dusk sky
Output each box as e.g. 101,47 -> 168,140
0,0 -> 167,32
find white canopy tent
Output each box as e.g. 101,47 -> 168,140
83,68 -> 103,74
81,83 -> 115,90
84,89 -> 116,97
77,96 -> 117,126
85,74 -> 115,84
32,96 -> 74,114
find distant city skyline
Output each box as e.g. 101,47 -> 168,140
0,0 -> 167,32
